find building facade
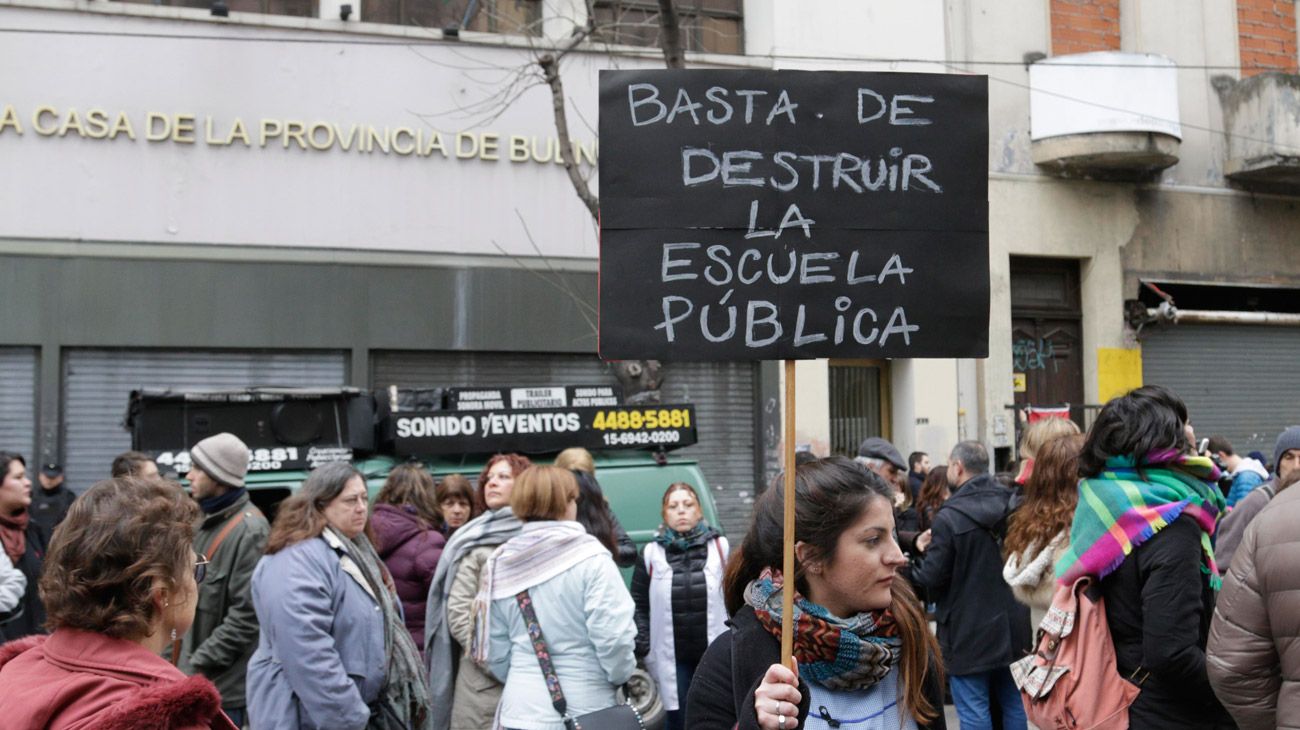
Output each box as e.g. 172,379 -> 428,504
3,0 -> 1299,532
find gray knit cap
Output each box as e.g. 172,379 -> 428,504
1273,426 -> 1300,475
191,432 -> 250,488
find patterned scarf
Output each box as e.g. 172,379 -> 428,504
744,568 -> 901,691
423,507 -> 522,729
1055,450 -> 1225,590
325,528 -> 432,730
654,521 -> 718,552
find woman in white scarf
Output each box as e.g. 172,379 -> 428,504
472,465 -> 636,730
1002,434 -> 1084,626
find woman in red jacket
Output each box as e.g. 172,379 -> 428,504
0,475 -> 237,730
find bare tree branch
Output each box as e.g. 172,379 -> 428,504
657,0 -> 686,69
538,51 -> 599,221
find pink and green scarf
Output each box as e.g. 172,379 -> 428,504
1055,450 -> 1226,589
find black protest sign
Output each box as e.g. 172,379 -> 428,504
390,404 -> 698,456
598,70 -> 989,360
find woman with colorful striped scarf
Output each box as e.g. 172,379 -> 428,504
1055,385 -> 1234,729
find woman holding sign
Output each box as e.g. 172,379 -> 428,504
686,457 -> 945,729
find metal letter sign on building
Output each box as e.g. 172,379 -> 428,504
598,70 -> 990,361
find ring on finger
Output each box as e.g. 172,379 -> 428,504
778,714 -> 786,729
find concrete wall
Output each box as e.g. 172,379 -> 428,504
0,2 -> 650,259
980,176 -> 1135,448
1120,0 -> 1240,186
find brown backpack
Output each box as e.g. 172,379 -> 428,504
1010,576 -> 1143,729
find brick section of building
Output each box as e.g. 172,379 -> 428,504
1051,0 -> 1121,56
1238,0 -> 1299,76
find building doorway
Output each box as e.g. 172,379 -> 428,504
828,359 -> 891,458
1010,257 -> 1085,441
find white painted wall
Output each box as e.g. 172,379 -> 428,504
0,3 -> 644,258
1120,0 -> 1239,185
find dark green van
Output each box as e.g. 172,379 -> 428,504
237,450 -> 721,585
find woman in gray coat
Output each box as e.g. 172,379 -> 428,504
247,463 -> 431,730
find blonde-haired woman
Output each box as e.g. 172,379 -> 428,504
1014,416 -> 1080,485
474,465 -> 636,730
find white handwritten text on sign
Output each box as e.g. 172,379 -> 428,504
598,70 -> 989,361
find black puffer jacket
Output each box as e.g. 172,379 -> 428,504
609,511 -> 637,568
687,606 -> 946,730
631,526 -> 722,666
0,520 -> 48,642
910,474 -> 1031,675
1102,514 -> 1235,729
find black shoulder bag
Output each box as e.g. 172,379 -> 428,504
515,590 -> 645,730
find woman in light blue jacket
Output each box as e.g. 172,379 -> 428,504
472,465 -> 636,730
247,462 -> 430,730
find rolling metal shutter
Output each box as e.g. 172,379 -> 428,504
0,348 -> 38,459
1143,323 -> 1300,456
372,351 -> 759,537
62,350 -> 347,492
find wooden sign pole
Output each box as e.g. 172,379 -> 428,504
780,359 -> 797,670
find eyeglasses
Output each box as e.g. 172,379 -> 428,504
194,555 -> 210,584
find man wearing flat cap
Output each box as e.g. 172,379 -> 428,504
856,436 -> 908,494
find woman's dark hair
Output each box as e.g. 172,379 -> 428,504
476,453 -> 533,509
1079,385 -> 1190,478
573,470 -> 619,555
41,476 -> 199,639
915,465 -> 950,532
375,463 -> 442,527
435,474 -> 482,521
722,456 -> 943,725
267,462 -> 367,554
1004,434 -> 1084,559
0,451 -> 25,478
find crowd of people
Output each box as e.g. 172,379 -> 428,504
0,383 -> 1297,729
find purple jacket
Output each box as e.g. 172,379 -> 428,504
370,504 -> 446,656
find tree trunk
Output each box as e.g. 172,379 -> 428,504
657,0 -> 686,69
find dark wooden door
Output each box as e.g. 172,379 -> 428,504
1010,258 -> 1085,423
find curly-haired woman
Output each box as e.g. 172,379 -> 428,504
0,476 -> 238,729
1002,434 -> 1083,622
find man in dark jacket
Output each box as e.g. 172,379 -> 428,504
912,441 -> 1030,730
29,463 -> 76,534
178,433 -> 269,728
908,451 -> 930,502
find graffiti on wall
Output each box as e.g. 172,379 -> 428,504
1013,337 -> 1058,372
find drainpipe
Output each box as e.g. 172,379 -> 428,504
1147,308 -> 1300,326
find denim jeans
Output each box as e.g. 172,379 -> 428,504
666,659 -> 696,730
949,668 -> 1026,730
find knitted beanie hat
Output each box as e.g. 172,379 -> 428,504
1272,426 -> 1300,475
191,432 -> 250,488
